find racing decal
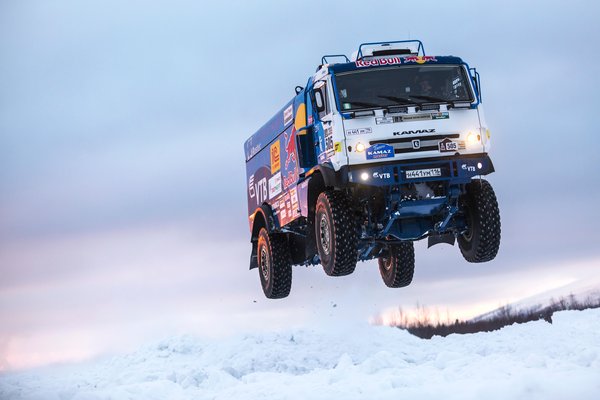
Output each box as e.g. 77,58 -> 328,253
250,175 -> 268,206
325,127 -> 334,157
366,143 -> 394,160
282,129 -> 299,191
270,141 -> 281,173
283,171 -> 296,190
376,113 -> 449,125
268,172 -> 282,199
375,116 -> 393,125
431,112 -> 450,120
438,138 -> 465,153
346,127 -> 372,135
284,131 -> 296,169
334,142 -> 342,152
461,163 -> 476,172
294,103 -> 307,134
403,55 -> 437,64
356,56 -> 402,68
279,197 -> 287,220
248,174 -> 255,199
290,187 -> 299,216
372,171 -> 391,180
283,104 -> 294,126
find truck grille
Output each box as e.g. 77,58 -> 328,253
369,134 -> 463,154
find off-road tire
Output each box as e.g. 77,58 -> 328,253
257,228 -> 292,299
458,179 -> 501,263
315,190 -> 358,276
378,242 -> 415,288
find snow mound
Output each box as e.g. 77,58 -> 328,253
1,309 -> 599,400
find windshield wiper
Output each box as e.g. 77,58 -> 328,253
410,94 -> 451,104
377,95 -> 415,105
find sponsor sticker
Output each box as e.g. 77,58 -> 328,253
284,131 -> 297,169
252,177 -> 268,205
283,104 -> 293,126
248,174 -> 255,198
461,163 -> 476,172
325,127 -> 334,157
268,172 -> 282,199
283,171 -> 296,190
376,112 -> 449,125
403,55 -> 438,64
366,143 -> 394,160
405,168 -> 442,179
247,144 -> 261,159
290,187 -> 299,217
372,171 -> 391,179
346,127 -> 373,135
355,57 -> 402,68
439,138 -> 459,153
334,142 -> 342,153
270,141 -> 281,173
375,116 -> 393,125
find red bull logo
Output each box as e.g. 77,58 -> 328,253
284,130 -> 296,169
403,55 -> 437,64
355,56 -> 402,68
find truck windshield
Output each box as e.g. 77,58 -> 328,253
334,65 -> 474,111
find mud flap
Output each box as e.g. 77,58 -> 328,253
428,233 -> 456,248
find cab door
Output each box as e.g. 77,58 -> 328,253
312,79 -> 346,169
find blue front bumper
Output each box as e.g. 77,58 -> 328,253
347,154 -> 494,187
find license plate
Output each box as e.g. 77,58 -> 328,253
405,168 -> 442,179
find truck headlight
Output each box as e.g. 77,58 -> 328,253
360,172 -> 369,181
355,142 -> 366,152
467,132 -> 480,146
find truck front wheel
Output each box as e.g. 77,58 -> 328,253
458,179 -> 501,263
315,190 -> 358,276
257,228 -> 292,299
378,242 -> 415,288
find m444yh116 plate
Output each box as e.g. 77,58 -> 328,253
405,168 -> 442,179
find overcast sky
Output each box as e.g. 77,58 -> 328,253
1,0 -> 600,371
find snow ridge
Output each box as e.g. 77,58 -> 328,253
1,309 -> 599,400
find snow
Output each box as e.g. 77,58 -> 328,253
1,309 -> 599,400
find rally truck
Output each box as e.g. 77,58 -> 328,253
244,40 -> 500,299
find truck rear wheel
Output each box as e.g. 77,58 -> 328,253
315,190 -> 358,276
458,179 -> 501,263
257,228 -> 292,299
378,242 -> 415,288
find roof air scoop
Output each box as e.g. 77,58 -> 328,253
351,40 -> 425,61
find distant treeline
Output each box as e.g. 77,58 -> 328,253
374,293 -> 600,339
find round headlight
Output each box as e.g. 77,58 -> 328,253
467,132 -> 479,146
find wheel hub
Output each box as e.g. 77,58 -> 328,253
382,256 -> 393,271
319,214 -> 331,255
260,247 -> 270,281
